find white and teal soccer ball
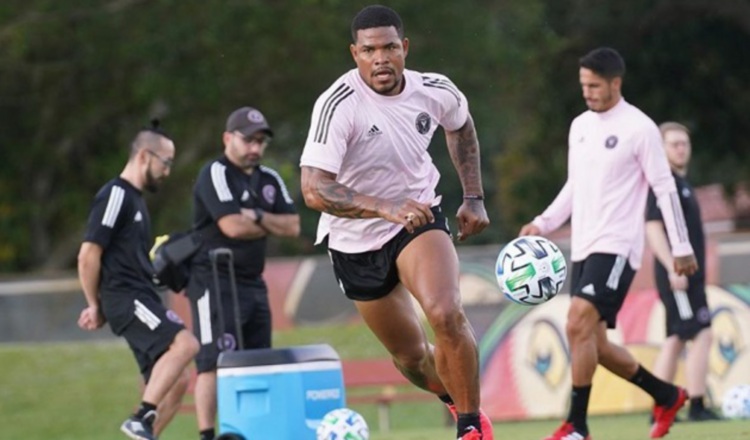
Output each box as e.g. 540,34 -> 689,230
722,384 -> 750,419
316,408 -> 369,440
495,235 -> 567,306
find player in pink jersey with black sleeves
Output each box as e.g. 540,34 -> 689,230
520,47 -> 698,440
300,5 -> 492,440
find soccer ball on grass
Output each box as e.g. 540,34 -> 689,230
722,384 -> 750,419
495,235 -> 567,305
316,408 -> 369,440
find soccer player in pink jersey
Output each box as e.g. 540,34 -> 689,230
519,47 -> 698,440
299,5 -> 492,440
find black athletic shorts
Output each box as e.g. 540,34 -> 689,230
570,253 -> 636,329
119,294 -> 186,383
656,275 -> 711,340
327,206 -> 450,301
187,270 -> 271,373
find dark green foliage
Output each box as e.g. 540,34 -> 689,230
1,0 -> 748,271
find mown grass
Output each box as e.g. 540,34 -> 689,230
2,323 -> 749,439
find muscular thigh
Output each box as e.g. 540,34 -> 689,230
355,284 -> 429,358
396,229 -> 460,312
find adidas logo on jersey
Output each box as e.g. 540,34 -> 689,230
241,190 -> 250,201
367,125 -> 383,137
581,284 -> 596,296
134,211 -> 143,222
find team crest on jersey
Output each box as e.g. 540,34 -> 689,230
682,187 -> 691,198
415,112 -> 431,134
166,310 -> 184,325
262,184 -> 276,203
605,135 -> 618,149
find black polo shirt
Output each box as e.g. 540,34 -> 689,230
83,177 -> 158,333
191,156 -> 297,280
646,172 -> 705,282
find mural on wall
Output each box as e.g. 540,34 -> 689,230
477,284 -> 750,420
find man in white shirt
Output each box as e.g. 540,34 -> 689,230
520,47 -> 698,440
300,5 -> 492,440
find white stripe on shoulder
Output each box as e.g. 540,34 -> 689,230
260,165 -> 294,204
102,185 -> 125,228
210,162 -> 233,202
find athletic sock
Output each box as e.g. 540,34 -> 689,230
629,364 -> 675,406
438,394 -> 455,405
567,385 -> 591,434
134,401 -> 157,419
199,428 -> 215,440
457,412 -> 482,435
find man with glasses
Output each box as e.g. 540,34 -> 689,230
77,122 -> 200,440
187,107 -> 300,440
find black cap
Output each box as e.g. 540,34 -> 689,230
225,106 -> 273,137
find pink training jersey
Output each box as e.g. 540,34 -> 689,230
532,98 -> 693,269
300,68 -> 469,253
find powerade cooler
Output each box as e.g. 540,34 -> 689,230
216,344 -> 346,439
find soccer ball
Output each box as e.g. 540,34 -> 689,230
722,384 -> 750,419
316,408 -> 369,440
495,235 -> 567,305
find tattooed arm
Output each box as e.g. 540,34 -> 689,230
445,114 -> 490,240
300,166 -> 434,233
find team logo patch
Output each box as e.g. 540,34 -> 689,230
697,307 -> 711,323
217,333 -> 237,351
247,109 -> 264,123
166,310 -> 184,325
262,184 -> 276,203
605,135 -> 618,149
415,112 -> 431,134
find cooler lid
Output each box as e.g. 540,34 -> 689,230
217,343 -> 340,369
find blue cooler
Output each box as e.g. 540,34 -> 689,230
216,344 -> 346,439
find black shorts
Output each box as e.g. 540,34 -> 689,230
119,294 -> 186,383
656,275 -> 711,340
327,206 -> 450,301
187,270 -> 272,373
570,253 -> 636,329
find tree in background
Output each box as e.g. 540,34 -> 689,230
0,0 -> 748,272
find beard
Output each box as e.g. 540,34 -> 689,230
144,168 -> 161,193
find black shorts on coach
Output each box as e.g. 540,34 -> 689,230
328,206 -> 450,301
186,269 -> 272,372
570,253 -> 636,329
119,294 -> 185,383
656,274 -> 711,340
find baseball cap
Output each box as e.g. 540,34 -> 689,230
225,106 -> 274,137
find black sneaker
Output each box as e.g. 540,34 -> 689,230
688,408 -> 722,422
120,410 -> 157,440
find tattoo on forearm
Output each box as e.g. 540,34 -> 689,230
448,120 -> 482,192
317,180 -> 369,218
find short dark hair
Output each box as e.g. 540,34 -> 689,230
351,5 -> 404,43
579,47 -> 626,80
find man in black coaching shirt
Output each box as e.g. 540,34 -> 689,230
77,123 -> 199,440
646,121 -> 719,422
187,107 -> 300,440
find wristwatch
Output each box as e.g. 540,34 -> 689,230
253,208 -> 264,224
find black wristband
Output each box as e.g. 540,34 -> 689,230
463,194 -> 484,200
253,208 -> 264,224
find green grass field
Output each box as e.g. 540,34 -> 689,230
2,323 -> 749,439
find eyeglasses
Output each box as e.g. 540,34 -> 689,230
146,150 -> 174,168
234,131 -> 271,146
